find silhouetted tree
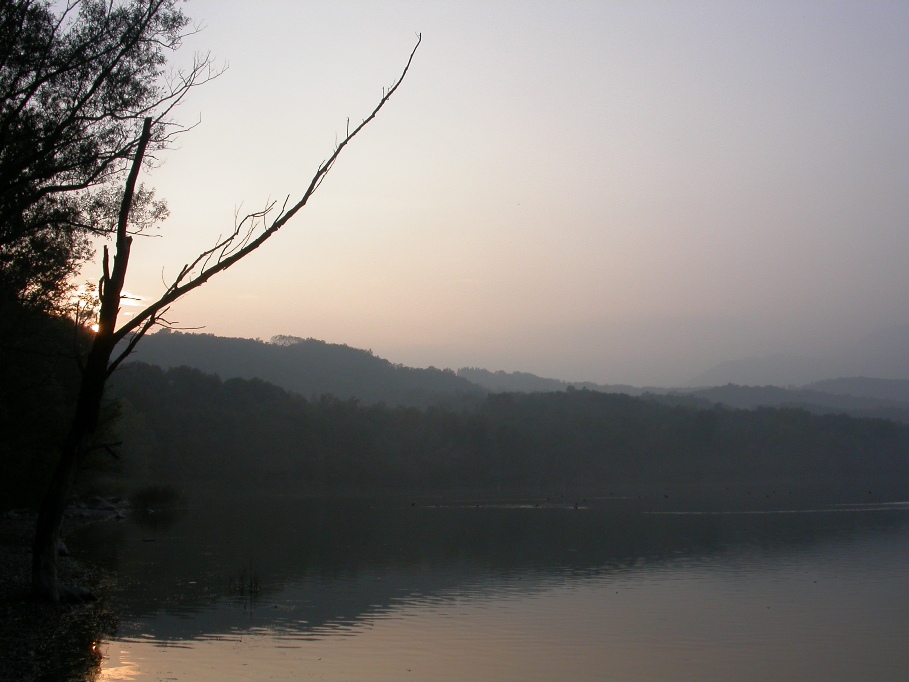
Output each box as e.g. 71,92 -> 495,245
0,0 -> 215,315
31,30 -> 421,601
0,2 -> 213,494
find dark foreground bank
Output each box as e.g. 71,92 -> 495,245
0,513 -> 116,682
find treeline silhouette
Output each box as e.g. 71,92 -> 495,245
109,362 -> 909,501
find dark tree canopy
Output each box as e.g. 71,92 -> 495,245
0,0 -> 214,312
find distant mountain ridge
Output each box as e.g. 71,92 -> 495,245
124,331 -> 483,408
124,330 -> 909,422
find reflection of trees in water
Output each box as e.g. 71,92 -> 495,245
72,497 -> 909,642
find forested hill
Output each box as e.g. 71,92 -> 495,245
108,362 -> 909,502
123,330 -> 484,408
457,367 -> 647,395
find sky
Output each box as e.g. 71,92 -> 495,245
106,0 -> 909,386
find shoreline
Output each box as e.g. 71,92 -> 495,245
0,512 -> 117,682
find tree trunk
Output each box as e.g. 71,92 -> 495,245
30,118 -> 150,602
31,342 -> 113,602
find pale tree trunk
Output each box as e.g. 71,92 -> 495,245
31,119 -> 151,602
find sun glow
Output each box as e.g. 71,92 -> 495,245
70,285 -> 145,334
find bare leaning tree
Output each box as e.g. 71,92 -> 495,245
32,35 -> 422,602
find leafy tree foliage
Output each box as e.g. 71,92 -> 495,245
0,0 -> 212,313
0,1 -> 210,510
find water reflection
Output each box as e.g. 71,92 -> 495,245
75,496 -> 909,681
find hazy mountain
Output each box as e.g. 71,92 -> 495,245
844,326 -> 909,379
456,368 -> 647,396
675,383 -> 909,423
805,377 -> 909,404
123,331 -> 484,408
686,353 -> 828,388
121,329 -> 909,423
686,325 -> 909,387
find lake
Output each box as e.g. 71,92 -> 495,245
74,494 -> 909,681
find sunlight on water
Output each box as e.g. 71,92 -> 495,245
86,499 -> 909,681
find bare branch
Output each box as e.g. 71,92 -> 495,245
107,308 -> 159,376
114,34 -> 421,343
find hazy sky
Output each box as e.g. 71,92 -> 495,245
109,1 -> 909,386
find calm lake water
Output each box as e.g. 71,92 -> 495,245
74,495 -> 909,681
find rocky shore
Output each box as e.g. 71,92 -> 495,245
0,511 -> 117,682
